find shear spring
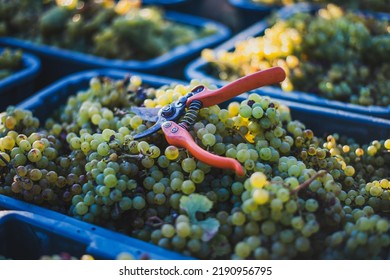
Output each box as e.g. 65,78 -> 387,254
178,100 -> 202,130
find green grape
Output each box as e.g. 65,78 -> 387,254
232,212 -> 246,226
239,104 -> 252,118
97,142 -> 110,156
133,196 -> 146,210
250,172 -> 267,188
181,180 -> 196,195
152,182 -> 165,194
104,174 -> 118,188
75,202 -> 88,216
18,139 -> 31,152
27,148 -> 42,162
137,141 -> 150,154
176,222 -> 191,238
181,158 -> 196,173
29,169 -> 42,181
295,237 -> 310,252
236,149 -> 250,163
201,133 -> 216,147
161,224 -> 175,238
189,169 -> 205,185
305,198 -> 319,212
259,148 -> 272,161
235,242 -> 251,258
252,189 -> 269,205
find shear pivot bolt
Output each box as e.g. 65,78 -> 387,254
163,122 -> 172,128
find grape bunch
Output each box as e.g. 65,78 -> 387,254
250,0 -> 390,13
0,74 -> 389,259
0,0 -> 216,60
202,4 -> 390,106
0,48 -> 23,80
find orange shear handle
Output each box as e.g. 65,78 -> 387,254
186,66 -> 286,108
161,121 -> 245,176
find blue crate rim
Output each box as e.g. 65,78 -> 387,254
228,0 -> 280,11
17,68 -> 185,111
0,11 -> 230,72
185,3 -> 390,117
0,48 -> 41,92
143,0 -> 187,5
0,196 -> 193,260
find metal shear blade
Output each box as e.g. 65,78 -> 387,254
132,119 -> 165,140
131,96 -> 189,140
130,106 -> 160,122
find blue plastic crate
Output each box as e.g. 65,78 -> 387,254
228,0 -> 278,12
4,68 -> 390,260
0,206 -> 191,260
143,0 -> 187,6
0,11 -> 230,89
228,0 -> 278,27
185,3 -> 390,118
0,48 -> 41,111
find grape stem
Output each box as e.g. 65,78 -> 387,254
119,154 -> 144,160
0,153 -> 21,180
291,170 -> 327,195
146,216 -> 164,227
227,128 -> 251,143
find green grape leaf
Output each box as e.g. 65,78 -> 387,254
180,194 -> 220,241
197,218 -> 220,242
180,194 -> 213,221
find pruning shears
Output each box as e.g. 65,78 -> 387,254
131,67 -> 286,176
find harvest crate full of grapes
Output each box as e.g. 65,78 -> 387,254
0,0 -> 390,262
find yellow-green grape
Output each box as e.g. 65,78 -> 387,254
137,141 -> 149,154
97,142 -> 110,156
234,242 -> 251,259
80,255 -> 95,260
176,222 -> 191,238
165,145 -> 179,160
1,135 -> 15,150
148,145 -> 160,159
29,169 -> 43,181
75,201 -> 88,215
228,102 -> 240,117
252,188 -> 270,205
344,165 -> 355,177
384,139 -> 390,150
4,116 -> 17,130
161,224 -> 175,238
27,148 -> 42,162
102,128 -> 115,142
181,180 -> 196,195
0,152 -> 10,166
116,252 -> 135,260
380,179 -> 389,189
70,137 -> 82,150
181,158 -> 196,173
250,172 -> 267,188
355,148 -> 364,157
32,140 -> 46,152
